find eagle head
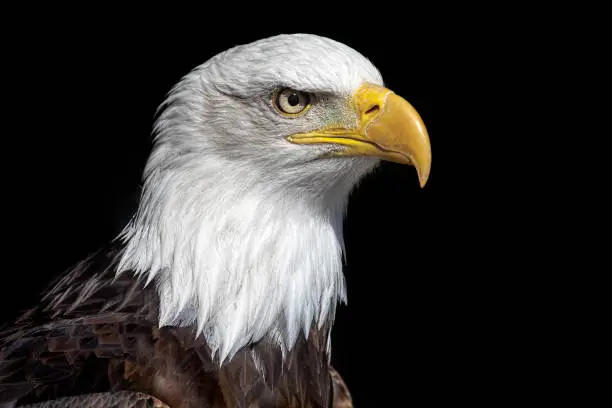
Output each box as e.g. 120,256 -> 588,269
117,34 -> 431,363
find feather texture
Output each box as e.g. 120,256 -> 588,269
17,391 -> 168,408
0,244 -> 350,407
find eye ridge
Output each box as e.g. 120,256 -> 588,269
273,88 -> 312,116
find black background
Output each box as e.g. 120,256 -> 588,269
1,11 -> 501,406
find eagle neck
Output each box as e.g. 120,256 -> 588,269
117,160 -> 349,363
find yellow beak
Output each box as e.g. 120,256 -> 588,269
286,83 -> 432,187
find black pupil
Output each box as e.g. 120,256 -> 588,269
287,92 -> 300,106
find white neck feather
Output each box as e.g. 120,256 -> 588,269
116,139 -> 372,363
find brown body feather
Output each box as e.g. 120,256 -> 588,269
0,245 -> 352,407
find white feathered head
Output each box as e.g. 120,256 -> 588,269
117,34 -> 431,363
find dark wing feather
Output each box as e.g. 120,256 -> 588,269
330,367 -> 353,408
0,244 -> 351,407
17,391 -> 168,408
0,245 -> 164,405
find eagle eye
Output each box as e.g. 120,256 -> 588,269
273,88 -> 311,116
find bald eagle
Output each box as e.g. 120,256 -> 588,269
0,34 -> 431,407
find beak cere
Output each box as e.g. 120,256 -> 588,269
287,83 -> 432,187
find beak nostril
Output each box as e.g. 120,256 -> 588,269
365,105 -> 380,116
